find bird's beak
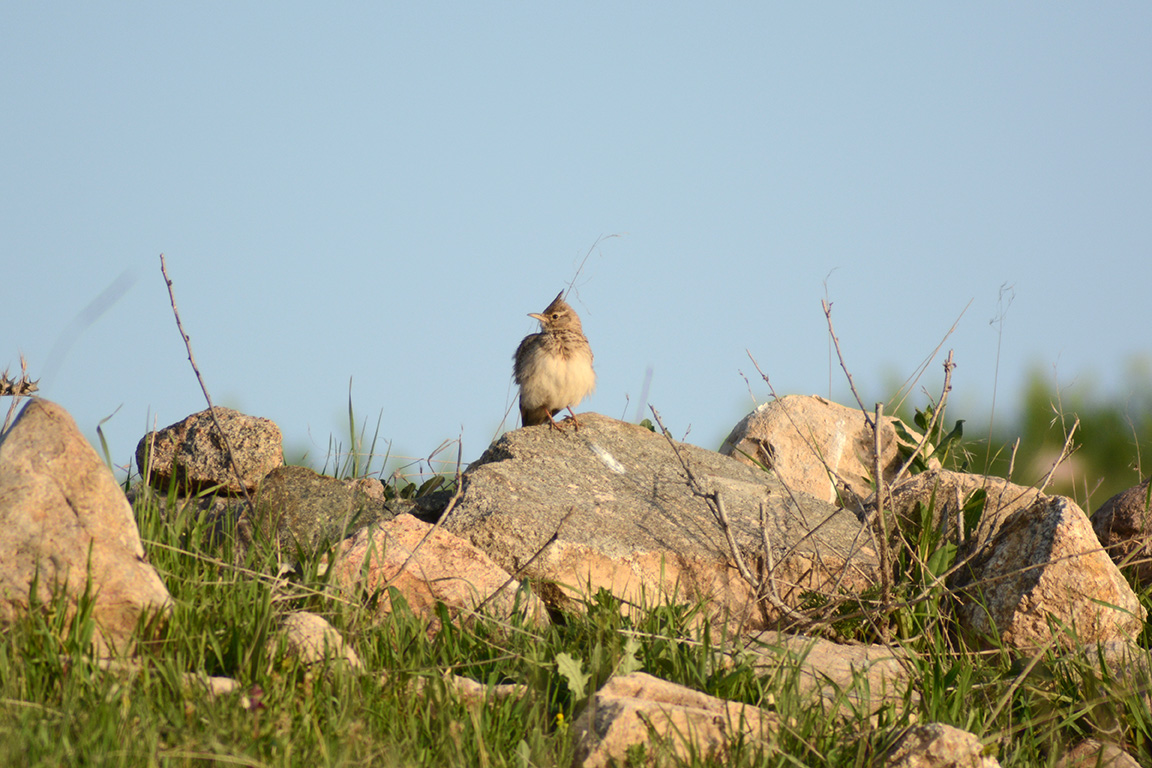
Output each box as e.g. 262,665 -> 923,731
528,313 -> 546,322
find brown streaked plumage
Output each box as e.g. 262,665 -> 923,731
512,291 -> 595,429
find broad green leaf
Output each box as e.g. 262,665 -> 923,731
556,652 -> 591,699
616,636 -> 644,676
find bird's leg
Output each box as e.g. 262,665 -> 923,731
564,407 -> 582,431
547,410 -> 565,431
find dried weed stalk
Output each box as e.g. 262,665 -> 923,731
158,254 -> 255,513
1,354 -> 39,434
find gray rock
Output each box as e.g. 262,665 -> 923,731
444,413 -> 878,631
1091,477 -> 1152,585
136,407 -> 283,494
881,723 -> 999,767
0,399 -> 171,655
250,465 -> 401,554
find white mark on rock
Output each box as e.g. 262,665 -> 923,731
590,443 -> 626,474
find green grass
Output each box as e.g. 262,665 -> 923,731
1,479 -> 1151,767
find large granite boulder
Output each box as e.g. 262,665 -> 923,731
443,413 -> 879,631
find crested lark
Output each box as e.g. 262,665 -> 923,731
513,290 -> 596,429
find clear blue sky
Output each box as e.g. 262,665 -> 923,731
4,5 -> 1150,479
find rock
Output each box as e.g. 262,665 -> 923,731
1056,739 -> 1140,768
887,470 -> 1144,649
278,610 -> 362,669
250,465 -> 400,555
383,670 -> 527,707
0,399 -> 171,655
720,395 -> 932,507
189,674 -> 242,698
963,499 -> 1141,648
745,632 -> 913,717
136,407 -> 283,494
328,513 -> 549,630
442,673 -> 526,706
444,414 -> 878,631
881,723 -> 999,767
570,672 -> 776,767
954,493 -> 1145,649
887,469 -> 1043,544
1091,478 -> 1152,585
1073,641 -> 1152,723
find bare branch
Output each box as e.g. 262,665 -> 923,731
387,435 -> 466,586
822,298 -> 873,430
758,501 -> 814,627
1037,417 -> 1080,494
158,254 -> 254,512
871,402 -> 892,640
888,299 -> 970,416
2,354 -> 39,434
890,349 -> 957,487
650,405 -> 817,630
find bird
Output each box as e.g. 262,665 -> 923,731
512,290 -> 596,430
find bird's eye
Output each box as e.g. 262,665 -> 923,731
552,313 -> 560,319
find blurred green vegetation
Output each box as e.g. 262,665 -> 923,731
945,360 -> 1152,512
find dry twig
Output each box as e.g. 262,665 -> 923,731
649,405 -> 814,629
821,299 -> 873,430
158,254 -> 255,512
386,435 -> 466,586
2,354 -> 39,434
1036,417 -> 1080,494
889,349 -> 957,488
871,402 -> 892,639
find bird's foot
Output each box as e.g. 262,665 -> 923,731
564,408 -> 582,431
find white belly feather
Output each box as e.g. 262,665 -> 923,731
517,346 -> 596,411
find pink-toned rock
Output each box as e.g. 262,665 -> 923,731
279,610 -> 362,669
0,399 -> 171,655
329,513 -> 549,630
571,672 -> 776,767
888,469 -> 1043,542
746,632 -> 913,717
889,470 -> 1144,649
1056,739 -> 1140,768
136,407 -> 283,494
959,495 -> 1142,649
721,395 -> 932,506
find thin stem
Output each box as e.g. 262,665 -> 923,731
159,254 -> 255,513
